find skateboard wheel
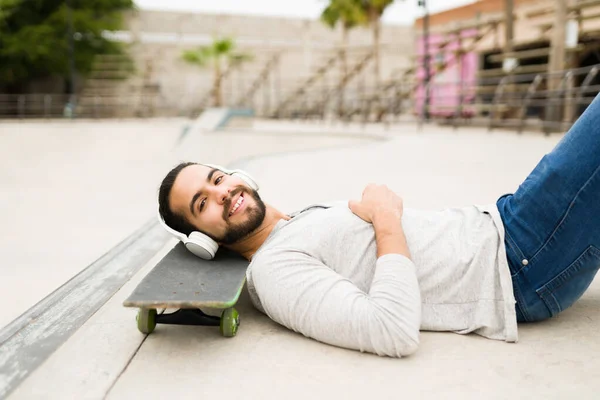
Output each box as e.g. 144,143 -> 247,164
219,308 -> 240,337
137,308 -> 157,334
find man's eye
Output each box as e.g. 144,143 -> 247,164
215,176 -> 223,184
199,198 -> 206,211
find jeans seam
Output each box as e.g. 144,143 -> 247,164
505,230 -> 527,276
538,245 -> 600,295
530,164 -> 600,263
504,228 -> 534,321
534,246 -> 600,318
547,291 -> 562,314
511,272 -> 532,322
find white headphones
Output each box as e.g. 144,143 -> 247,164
158,163 -> 260,260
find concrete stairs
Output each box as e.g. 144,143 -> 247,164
76,54 -> 160,118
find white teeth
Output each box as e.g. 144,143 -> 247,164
230,195 -> 244,215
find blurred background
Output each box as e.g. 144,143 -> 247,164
2,0 -> 598,132
1,2 -> 598,396
1,0 -> 598,333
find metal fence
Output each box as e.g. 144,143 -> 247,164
273,63 -> 600,134
0,93 -> 172,119
0,94 -> 73,119
3,64 -> 600,135
415,63 -> 600,133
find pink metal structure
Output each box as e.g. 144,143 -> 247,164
415,29 -> 478,118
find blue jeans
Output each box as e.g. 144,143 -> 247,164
497,94 -> 600,323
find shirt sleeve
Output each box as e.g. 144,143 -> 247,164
249,250 -> 421,358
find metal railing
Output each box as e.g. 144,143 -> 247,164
0,93 -> 174,119
275,63 -> 600,134
3,64 -> 600,134
414,64 -> 600,134
0,94 -> 72,119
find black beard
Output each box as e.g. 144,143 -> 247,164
213,186 -> 266,245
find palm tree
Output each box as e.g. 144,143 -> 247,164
354,0 -> 396,89
321,0 -> 365,115
182,37 -> 252,107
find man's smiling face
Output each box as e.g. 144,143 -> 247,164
169,164 -> 266,244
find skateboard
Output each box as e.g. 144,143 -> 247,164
123,243 -> 248,337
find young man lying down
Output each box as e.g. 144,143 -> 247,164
157,95 -> 600,357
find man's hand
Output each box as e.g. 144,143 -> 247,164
348,184 -> 404,224
349,184 -> 411,259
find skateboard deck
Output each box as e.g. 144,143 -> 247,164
123,243 -> 248,336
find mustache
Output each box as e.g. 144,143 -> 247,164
222,186 -> 246,220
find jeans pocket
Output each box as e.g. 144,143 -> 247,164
536,246 -> 600,319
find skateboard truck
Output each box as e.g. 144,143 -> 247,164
136,307 -> 240,337
156,309 -> 220,326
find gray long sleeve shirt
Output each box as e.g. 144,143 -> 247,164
246,202 -> 518,358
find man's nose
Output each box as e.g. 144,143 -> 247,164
214,186 -> 231,205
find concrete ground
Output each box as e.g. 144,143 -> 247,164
4,118 -> 600,399
0,119 -> 374,329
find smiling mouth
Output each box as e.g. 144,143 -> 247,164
229,193 -> 245,216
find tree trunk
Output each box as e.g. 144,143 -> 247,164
339,25 -> 349,117
342,27 -> 348,80
371,8 -> 381,90
214,58 -> 222,107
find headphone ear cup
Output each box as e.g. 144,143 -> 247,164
231,170 -> 259,191
186,231 -> 219,260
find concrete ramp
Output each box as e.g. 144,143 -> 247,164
176,108 -> 255,146
191,108 -> 254,132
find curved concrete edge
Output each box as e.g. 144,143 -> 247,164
0,127 -> 386,398
221,126 -> 392,141
0,219 -> 169,398
8,239 -> 180,400
225,133 -> 390,171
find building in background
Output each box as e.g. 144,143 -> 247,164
88,9 -> 413,118
413,0 -> 600,123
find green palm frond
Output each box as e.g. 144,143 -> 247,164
213,37 -> 234,55
321,0 -> 366,30
354,0 -> 395,19
181,47 -> 212,66
182,37 -> 251,69
321,5 -> 340,29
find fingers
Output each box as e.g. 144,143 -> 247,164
348,199 -> 372,223
357,183 -> 404,218
362,183 -> 395,200
348,199 -> 362,214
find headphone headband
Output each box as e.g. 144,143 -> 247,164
203,163 -> 231,174
157,209 -> 187,242
203,163 -> 259,191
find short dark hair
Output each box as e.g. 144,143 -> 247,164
158,162 -> 199,236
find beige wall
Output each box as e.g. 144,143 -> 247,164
420,0 -> 600,54
119,10 -> 413,116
